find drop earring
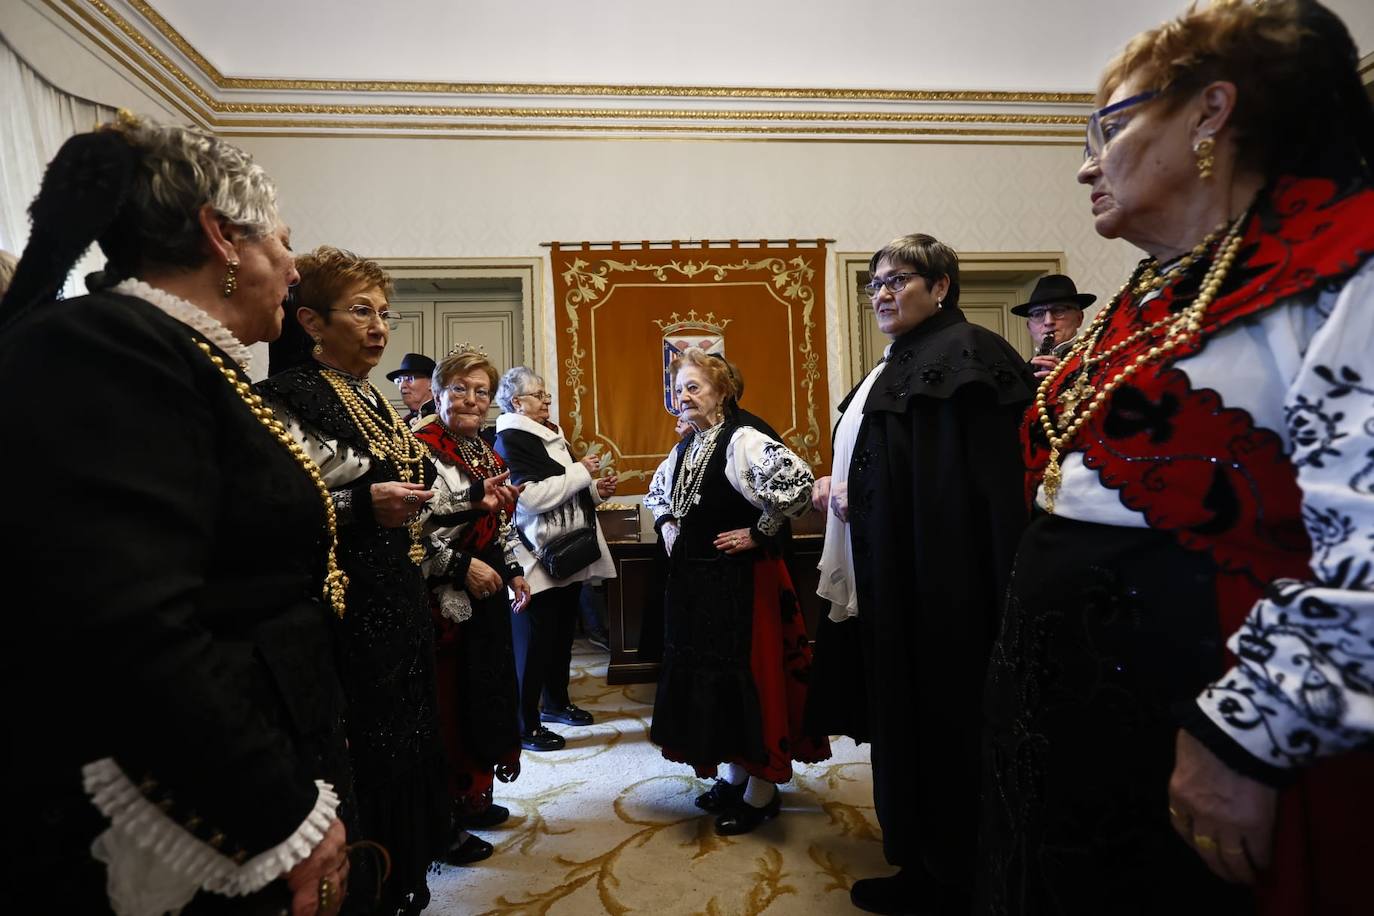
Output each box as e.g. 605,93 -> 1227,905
222,260 -> 239,297
1193,136 -> 1215,180
312,336 -> 323,357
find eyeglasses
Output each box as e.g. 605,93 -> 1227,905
519,390 -> 553,402
445,383 -> 491,401
863,272 -> 923,298
330,303 -> 399,329
1027,305 -> 1078,321
1084,90 -> 1158,161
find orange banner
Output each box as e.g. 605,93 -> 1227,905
550,241 -> 831,495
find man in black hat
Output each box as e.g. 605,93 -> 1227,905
386,352 -> 438,427
1011,274 -> 1096,379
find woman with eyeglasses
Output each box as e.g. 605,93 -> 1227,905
978,2 -> 1374,914
258,247 -> 447,915
413,347 -> 528,867
803,233 -> 1034,914
493,367 -> 617,752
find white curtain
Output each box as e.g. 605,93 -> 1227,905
0,35 -> 116,296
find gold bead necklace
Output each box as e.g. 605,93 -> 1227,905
194,341 -> 349,617
1035,207 -> 1251,513
1131,221 -> 1228,296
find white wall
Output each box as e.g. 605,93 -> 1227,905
236,133 -> 1142,411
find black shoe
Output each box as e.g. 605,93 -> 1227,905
459,803 -> 510,829
587,631 -> 611,652
540,704 -> 594,726
695,778 -> 746,812
713,786 -> 781,835
442,833 -> 493,866
520,726 -> 566,751
849,869 -> 924,915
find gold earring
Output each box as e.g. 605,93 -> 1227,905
222,260 -> 239,298
312,337 -> 323,357
1194,137 -> 1215,180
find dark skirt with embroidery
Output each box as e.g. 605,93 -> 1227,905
432,585 -> 521,818
651,552 -> 830,783
977,513 -> 1254,915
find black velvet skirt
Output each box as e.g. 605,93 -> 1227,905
976,512 -> 1254,916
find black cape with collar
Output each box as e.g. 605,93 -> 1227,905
805,307 -> 1034,890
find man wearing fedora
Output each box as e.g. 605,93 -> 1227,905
1011,275 -> 1097,379
387,352 -> 438,427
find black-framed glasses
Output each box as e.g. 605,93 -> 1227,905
1084,90 -> 1159,161
863,272 -> 923,298
330,303 -> 399,329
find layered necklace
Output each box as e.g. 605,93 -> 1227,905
320,366 -> 430,563
446,428 -> 514,538
196,341 -> 349,616
1035,207 -> 1251,514
670,421 -> 725,520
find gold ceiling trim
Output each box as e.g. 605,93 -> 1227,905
224,131 -> 1082,148
81,0 -> 215,108
211,118 -> 1081,139
211,103 -> 1084,126
46,0 -> 206,123
108,0 -> 1092,105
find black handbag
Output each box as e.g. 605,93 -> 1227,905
534,525 -> 602,580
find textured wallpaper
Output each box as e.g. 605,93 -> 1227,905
239,135 -> 1144,415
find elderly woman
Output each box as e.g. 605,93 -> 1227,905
978,2 -> 1374,913
1,115 -> 349,915
494,366 -> 617,750
803,233 -> 1034,913
644,348 -> 829,835
412,347 -> 528,866
257,248 -> 446,915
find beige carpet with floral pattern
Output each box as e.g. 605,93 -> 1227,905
423,642 -> 884,915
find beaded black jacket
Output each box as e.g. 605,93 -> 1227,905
2,292 -> 351,883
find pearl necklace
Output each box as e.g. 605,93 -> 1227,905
320,367 -> 430,563
195,341 -> 349,616
1035,206 -> 1251,514
670,422 -> 725,520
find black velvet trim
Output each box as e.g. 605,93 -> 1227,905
445,550 -> 472,582
654,514 -> 678,535
749,524 -> 780,556
1176,700 -> 1298,788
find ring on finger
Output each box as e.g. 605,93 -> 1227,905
404,493 -> 419,504
1193,834 -> 1218,852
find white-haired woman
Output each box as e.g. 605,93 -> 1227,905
1,115 -> 350,915
494,366 -> 617,751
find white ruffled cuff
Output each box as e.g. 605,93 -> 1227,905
83,757 -> 339,916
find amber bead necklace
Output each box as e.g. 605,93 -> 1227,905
1131,221 -> 1228,296
195,340 -> 349,616
448,428 -> 513,537
320,367 -> 430,563
1035,206 -> 1251,513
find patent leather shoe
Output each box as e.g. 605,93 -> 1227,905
459,803 -> 510,829
713,786 -> 781,835
442,833 -> 493,866
540,704 -> 594,726
849,869 -> 926,915
695,778 -> 746,812
520,726 -> 566,751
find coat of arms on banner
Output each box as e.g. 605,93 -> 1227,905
655,311 -> 731,415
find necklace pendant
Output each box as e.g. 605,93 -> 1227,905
1042,446 -> 1062,515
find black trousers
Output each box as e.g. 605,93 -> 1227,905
511,581 -> 581,733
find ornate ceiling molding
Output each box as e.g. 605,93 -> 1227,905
49,0 -> 1093,143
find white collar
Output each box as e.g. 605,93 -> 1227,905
495,411 -> 562,441
112,279 -> 254,372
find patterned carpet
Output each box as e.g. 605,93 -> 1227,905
423,643 -> 885,915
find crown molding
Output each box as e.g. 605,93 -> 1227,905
49,0 -> 1092,143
